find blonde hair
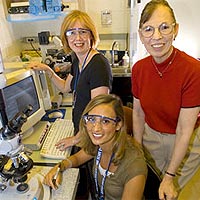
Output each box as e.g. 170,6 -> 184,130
60,10 -> 99,53
78,94 -> 141,165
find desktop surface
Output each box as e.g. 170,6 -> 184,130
24,107 -> 73,165
22,107 -> 72,166
0,165 -> 79,200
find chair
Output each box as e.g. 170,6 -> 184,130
123,106 -> 161,199
123,106 -> 133,136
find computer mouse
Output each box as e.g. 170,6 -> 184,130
48,111 -> 63,119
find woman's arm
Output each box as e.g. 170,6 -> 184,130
50,71 -> 72,93
122,174 -> 146,200
133,97 -> 145,144
56,85 -> 110,150
91,86 -> 110,98
43,149 -> 93,189
29,62 -> 72,93
159,106 -> 200,200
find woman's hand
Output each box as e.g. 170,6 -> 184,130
28,62 -> 54,78
28,62 -> 50,71
43,165 -> 62,190
55,136 -> 76,151
159,175 -> 178,200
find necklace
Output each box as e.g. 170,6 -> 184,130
79,48 -> 92,71
72,48 -> 91,109
152,50 -> 177,78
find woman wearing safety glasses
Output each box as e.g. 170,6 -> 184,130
29,10 -> 112,149
44,94 -> 147,200
132,0 -> 200,199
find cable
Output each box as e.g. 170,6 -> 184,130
29,41 -> 42,57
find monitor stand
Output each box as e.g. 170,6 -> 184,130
22,121 -> 51,150
21,126 -> 34,140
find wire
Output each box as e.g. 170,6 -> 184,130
29,41 -> 42,57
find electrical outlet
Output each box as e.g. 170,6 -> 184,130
24,37 -> 37,43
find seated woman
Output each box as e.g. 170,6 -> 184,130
43,94 -> 147,200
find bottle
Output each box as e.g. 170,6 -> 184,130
105,50 -> 111,64
122,51 -> 130,68
0,48 -> 6,89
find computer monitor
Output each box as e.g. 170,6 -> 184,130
0,69 -> 45,138
0,113 -> 3,130
35,70 -> 52,110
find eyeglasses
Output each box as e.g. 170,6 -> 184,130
140,22 -> 176,38
65,28 -> 91,40
83,114 -> 120,129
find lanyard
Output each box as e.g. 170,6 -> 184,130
94,147 -> 114,200
73,48 -> 91,92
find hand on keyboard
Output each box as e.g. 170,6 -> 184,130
40,119 -> 74,159
55,136 -> 75,151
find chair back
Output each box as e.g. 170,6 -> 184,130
123,106 -> 133,136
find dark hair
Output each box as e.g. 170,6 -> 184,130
139,0 -> 176,28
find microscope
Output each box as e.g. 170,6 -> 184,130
0,105 -> 34,192
38,31 -> 72,79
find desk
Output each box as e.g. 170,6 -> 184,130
178,167 -> 200,200
0,165 -> 79,200
28,106 -> 72,166
22,106 -> 79,200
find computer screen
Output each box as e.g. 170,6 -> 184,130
0,113 -> 3,130
0,69 -> 45,137
4,76 -> 39,121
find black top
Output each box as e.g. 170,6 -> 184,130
70,53 -> 112,133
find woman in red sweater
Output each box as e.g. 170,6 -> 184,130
132,0 -> 200,199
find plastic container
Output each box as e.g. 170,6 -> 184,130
105,50 -> 112,64
0,48 -> 6,89
122,51 -> 130,67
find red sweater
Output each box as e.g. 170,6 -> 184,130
132,48 -> 200,134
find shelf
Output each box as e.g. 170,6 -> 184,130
7,11 -> 69,22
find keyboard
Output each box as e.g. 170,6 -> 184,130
40,118 -> 74,159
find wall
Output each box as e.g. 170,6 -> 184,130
169,0 -> 200,58
9,0 -> 130,54
0,0 -> 21,59
1,0 -> 200,59
84,0 -> 130,50
131,0 -> 200,65
0,1 -> 76,60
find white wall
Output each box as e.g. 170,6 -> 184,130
1,0 -> 200,59
169,0 -> 200,58
85,0 -> 129,34
0,0 -> 21,59
84,0 -> 130,50
11,0 -> 130,51
131,0 -> 200,64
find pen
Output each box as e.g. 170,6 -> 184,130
52,166 -> 60,187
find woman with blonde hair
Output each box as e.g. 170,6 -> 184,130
30,10 -> 112,148
44,94 -> 147,200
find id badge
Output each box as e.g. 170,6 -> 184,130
72,90 -> 76,109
